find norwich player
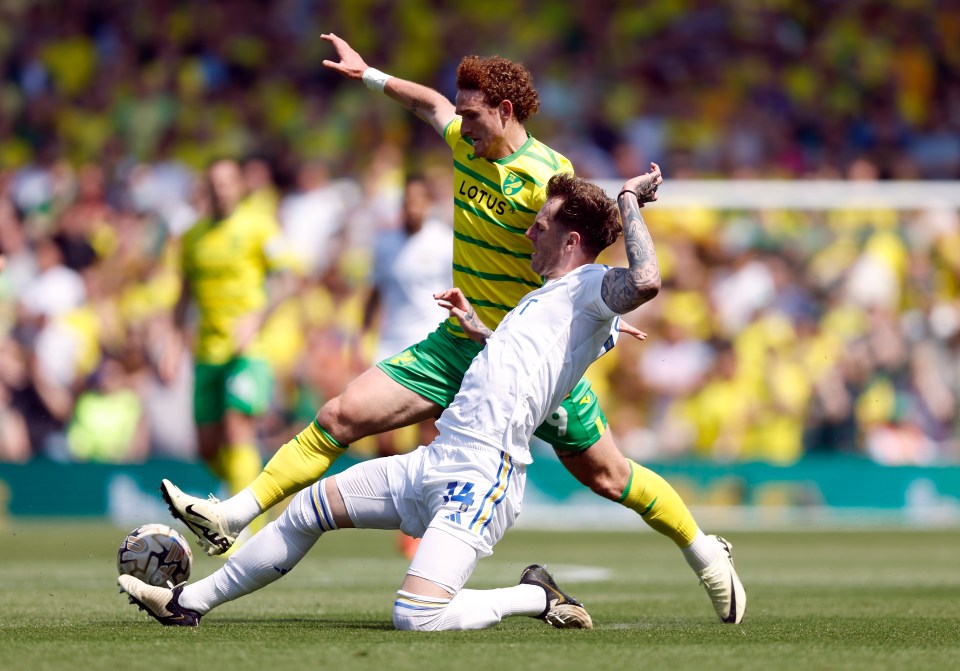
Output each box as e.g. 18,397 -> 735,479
174,158 -> 295,505
163,37 -> 745,623
120,167 -> 666,629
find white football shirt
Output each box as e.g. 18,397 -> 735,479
370,218 -> 453,361
435,263 -> 620,464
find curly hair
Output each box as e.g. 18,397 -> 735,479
546,173 -> 622,256
456,55 -> 540,123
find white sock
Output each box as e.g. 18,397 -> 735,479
218,488 -> 263,532
681,530 -> 721,572
181,485 -> 327,613
393,585 -> 546,631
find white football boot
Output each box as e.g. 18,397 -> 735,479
697,535 -> 746,624
160,478 -> 237,556
118,574 -> 202,626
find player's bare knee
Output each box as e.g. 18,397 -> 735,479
315,397 -> 354,444
559,461 -> 622,500
320,385 -> 383,443
587,473 -> 623,501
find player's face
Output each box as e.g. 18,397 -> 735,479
455,89 -> 507,160
402,179 -> 430,233
208,160 -> 246,218
526,198 -> 566,278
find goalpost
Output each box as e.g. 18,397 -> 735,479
525,178 -> 960,531
595,180 -> 960,209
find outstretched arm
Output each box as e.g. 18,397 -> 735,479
618,320 -> 648,341
600,162 -> 663,314
434,288 -> 493,344
321,33 -> 457,135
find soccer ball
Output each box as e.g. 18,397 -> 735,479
117,523 -> 193,587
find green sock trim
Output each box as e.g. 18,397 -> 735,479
617,461 -> 637,503
639,496 -> 658,516
313,419 -> 348,450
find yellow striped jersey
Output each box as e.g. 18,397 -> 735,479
180,197 -> 291,363
443,116 -> 573,336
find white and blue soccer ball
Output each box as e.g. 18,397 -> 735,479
117,523 -> 193,587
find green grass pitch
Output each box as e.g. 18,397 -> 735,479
2,520 -> 958,671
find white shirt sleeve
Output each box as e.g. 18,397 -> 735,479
571,265 -> 616,319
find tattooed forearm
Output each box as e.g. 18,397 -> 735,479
386,79 -> 442,124
464,307 -> 494,343
601,192 -> 661,314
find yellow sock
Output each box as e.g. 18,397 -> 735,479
619,460 -> 698,547
221,443 -> 263,496
249,419 -> 347,510
204,450 -> 228,482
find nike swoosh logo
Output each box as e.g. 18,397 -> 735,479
184,504 -> 211,523
183,505 -> 227,549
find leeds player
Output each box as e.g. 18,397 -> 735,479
121,168 -> 665,629
161,37 -> 745,624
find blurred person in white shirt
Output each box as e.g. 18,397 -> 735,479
278,159 -> 358,279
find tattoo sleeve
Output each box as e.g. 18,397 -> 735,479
600,193 -> 661,314
464,307 -> 494,344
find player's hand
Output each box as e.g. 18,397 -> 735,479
622,162 -> 662,206
435,288 -> 492,343
618,320 -> 648,341
154,323 -> 187,384
321,33 -> 369,80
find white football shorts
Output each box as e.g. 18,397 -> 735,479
334,441 -> 525,559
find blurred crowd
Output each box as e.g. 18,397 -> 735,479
1,0 -> 959,466
2,0 -> 959,179
602,179 -> 960,466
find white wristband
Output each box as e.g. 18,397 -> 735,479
362,67 -> 392,93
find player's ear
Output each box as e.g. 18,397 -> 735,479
567,230 -> 581,250
499,100 -> 513,122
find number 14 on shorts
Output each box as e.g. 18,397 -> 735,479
443,482 -> 475,512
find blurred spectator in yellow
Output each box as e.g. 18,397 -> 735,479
64,356 -> 148,463
171,157 -> 298,497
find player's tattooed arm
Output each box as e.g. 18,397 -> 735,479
435,288 -> 493,344
459,306 -> 494,343
601,163 -> 663,314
